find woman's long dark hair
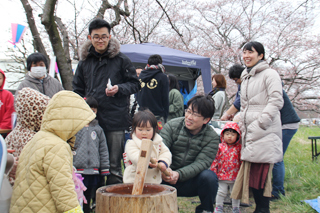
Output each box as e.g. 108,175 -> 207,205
168,74 -> 180,91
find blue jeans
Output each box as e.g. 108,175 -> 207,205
163,170 -> 218,213
272,129 -> 297,197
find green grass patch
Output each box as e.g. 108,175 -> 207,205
177,126 -> 320,212
91,126 -> 320,212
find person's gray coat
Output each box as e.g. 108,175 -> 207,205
73,119 -> 110,175
16,73 -> 64,98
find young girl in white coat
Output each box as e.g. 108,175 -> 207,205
123,109 -> 171,184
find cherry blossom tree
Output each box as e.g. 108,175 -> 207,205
182,0 -> 320,112
107,0 -> 320,112
10,0 -> 320,112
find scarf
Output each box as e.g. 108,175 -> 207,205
145,64 -> 165,73
247,60 -> 263,73
208,87 -> 225,96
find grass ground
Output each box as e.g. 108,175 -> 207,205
92,126 -> 320,212
177,126 -> 320,213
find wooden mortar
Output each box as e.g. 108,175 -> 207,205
96,183 -> 178,213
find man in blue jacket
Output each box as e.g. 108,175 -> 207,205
220,64 -> 245,121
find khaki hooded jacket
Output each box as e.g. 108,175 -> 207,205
10,91 -> 95,213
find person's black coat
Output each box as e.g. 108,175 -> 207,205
73,38 -> 140,132
137,67 -> 169,120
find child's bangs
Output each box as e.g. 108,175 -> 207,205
136,119 -> 149,128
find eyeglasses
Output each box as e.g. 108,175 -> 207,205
92,35 -> 109,41
185,109 -> 202,118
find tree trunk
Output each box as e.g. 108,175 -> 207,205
41,0 -> 73,90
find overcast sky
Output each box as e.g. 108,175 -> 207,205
1,0 -> 319,60
0,0 -> 27,59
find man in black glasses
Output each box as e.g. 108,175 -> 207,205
160,95 -> 220,213
73,18 -> 140,186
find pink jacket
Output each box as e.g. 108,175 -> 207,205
210,122 -> 241,181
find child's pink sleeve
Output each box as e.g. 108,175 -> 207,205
238,144 -> 242,164
210,148 -> 220,173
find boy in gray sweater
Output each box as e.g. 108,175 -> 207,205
73,96 -> 110,213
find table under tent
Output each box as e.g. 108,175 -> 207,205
120,43 -> 212,95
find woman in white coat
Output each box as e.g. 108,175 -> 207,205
231,41 -> 284,213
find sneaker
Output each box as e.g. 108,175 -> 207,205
232,207 -> 241,213
214,205 -> 223,213
90,201 -> 96,210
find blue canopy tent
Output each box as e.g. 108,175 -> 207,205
120,43 -> 212,94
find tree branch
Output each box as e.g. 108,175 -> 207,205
55,16 -> 71,62
155,0 -> 182,37
96,0 -> 112,19
41,0 -> 73,90
96,0 -> 130,28
20,0 -> 48,61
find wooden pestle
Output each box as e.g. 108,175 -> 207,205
150,158 -> 170,176
131,139 -> 171,195
132,139 -> 153,195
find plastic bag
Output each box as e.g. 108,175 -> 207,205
72,167 -> 87,208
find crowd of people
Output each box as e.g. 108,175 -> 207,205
0,18 -> 300,213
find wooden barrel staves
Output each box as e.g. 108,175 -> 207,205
96,183 -> 178,213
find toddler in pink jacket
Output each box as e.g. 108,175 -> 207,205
210,122 -> 242,213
